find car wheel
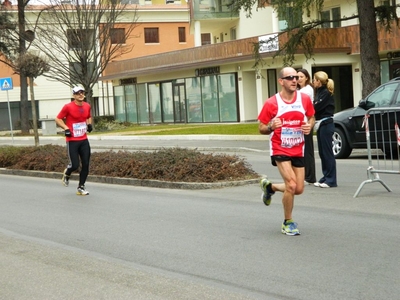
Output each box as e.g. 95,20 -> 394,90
332,127 -> 352,159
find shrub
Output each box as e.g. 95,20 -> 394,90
0,145 -> 259,183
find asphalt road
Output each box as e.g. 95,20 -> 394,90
0,135 -> 399,299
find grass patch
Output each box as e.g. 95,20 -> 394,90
93,123 -> 259,135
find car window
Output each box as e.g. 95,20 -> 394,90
366,83 -> 398,108
395,89 -> 400,106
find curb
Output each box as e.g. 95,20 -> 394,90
91,145 -> 266,153
0,134 -> 267,141
0,169 -> 260,190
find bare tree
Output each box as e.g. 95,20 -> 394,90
30,0 -> 138,109
18,0 -> 31,134
229,0 -> 400,97
0,0 -> 31,134
0,5 -> 17,58
14,52 -> 50,146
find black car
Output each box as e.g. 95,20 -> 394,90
333,78 -> 400,159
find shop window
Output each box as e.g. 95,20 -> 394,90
137,84 -> 149,124
162,82 -> 174,123
148,83 -> 162,123
186,77 -> 202,122
114,86 -> 126,122
125,85 -> 138,123
201,75 -> 219,122
144,28 -> 159,43
218,74 -> 237,122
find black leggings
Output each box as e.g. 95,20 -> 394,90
65,139 -> 91,187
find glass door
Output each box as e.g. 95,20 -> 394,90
173,83 -> 186,123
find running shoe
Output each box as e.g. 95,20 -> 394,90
281,221 -> 300,236
62,169 -> 70,187
319,183 -> 331,188
260,178 -> 274,206
76,186 -> 89,196
313,182 -> 321,187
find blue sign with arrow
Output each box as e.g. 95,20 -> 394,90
0,77 -> 13,91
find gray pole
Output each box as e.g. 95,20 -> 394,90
6,90 -> 14,144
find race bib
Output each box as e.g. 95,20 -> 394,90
280,127 -> 304,148
72,122 -> 87,137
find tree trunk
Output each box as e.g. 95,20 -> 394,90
18,0 -> 29,134
357,0 -> 381,98
86,87 -> 95,130
29,77 -> 39,147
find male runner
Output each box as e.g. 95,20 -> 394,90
55,86 -> 92,195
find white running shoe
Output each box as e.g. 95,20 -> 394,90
319,183 -> 331,188
62,169 -> 70,187
76,186 -> 89,195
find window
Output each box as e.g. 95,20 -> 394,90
67,29 -> 94,50
366,83 -> 397,107
230,27 -> 236,40
110,28 -> 125,44
178,27 -> 186,43
332,8 -> 341,28
321,7 -> 341,28
69,61 -> 95,83
121,0 -> 139,3
201,33 -> 211,45
258,0 -> 270,8
144,28 -> 159,43
278,6 -> 302,30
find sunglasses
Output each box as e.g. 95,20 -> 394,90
281,75 -> 299,81
74,91 -> 85,95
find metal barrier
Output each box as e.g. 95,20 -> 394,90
354,107 -> 400,197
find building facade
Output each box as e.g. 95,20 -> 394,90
0,0 -> 193,130
1,0 -> 400,129
102,0 -> 400,125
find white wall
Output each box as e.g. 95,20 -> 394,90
240,70 -> 258,121
237,4 -> 275,39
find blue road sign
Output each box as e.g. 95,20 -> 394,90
0,77 -> 13,91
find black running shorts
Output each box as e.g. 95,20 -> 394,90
271,155 -> 305,168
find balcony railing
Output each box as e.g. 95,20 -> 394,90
103,24 -> 400,80
103,37 -> 256,78
191,0 -> 239,20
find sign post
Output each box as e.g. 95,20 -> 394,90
0,77 -> 14,143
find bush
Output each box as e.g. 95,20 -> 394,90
93,116 -> 135,132
0,145 -> 259,183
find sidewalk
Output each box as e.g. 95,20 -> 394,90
0,134 -> 271,153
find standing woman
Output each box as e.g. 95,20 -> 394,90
313,71 -> 337,188
297,68 -> 316,184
